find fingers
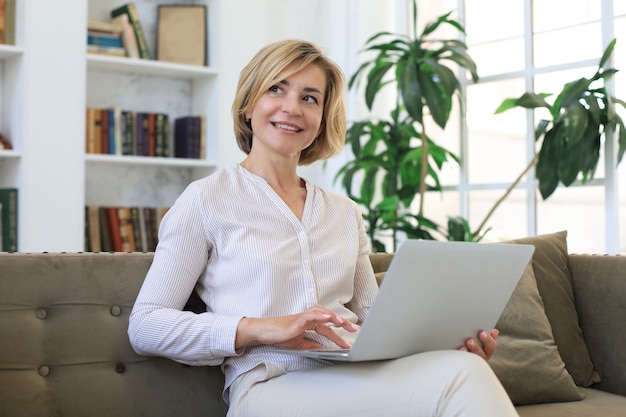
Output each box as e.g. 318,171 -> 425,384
306,305 -> 359,333
458,329 -> 499,361
314,322 -> 352,348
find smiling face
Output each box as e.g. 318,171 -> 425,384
245,62 -> 326,161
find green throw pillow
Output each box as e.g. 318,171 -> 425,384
489,263 -> 583,404
508,231 -> 600,387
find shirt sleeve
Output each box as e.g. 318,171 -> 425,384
127,182 -> 243,366
346,203 -> 379,325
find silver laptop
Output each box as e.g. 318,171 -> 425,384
270,239 -> 534,361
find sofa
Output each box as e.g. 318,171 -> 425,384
0,231 -> 624,416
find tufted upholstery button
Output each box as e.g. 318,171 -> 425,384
38,365 -> 50,377
35,308 -> 47,319
110,305 -> 122,317
114,363 -> 126,373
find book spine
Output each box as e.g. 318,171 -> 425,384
106,207 -> 123,252
3,0 -> 15,45
162,114 -> 170,157
0,188 -> 18,252
130,206 -> 144,252
121,111 -> 134,155
99,207 -> 113,252
111,3 -> 152,60
87,205 -> 102,252
143,207 -> 157,251
174,116 -> 202,158
108,108 -> 116,154
117,206 -> 136,252
87,33 -> 123,48
111,13 -> 139,59
155,113 -> 165,157
0,0 -> 6,44
113,106 -> 123,155
100,108 -> 110,154
147,112 -> 156,156
199,114 -> 206,160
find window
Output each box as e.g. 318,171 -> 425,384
417,0 -> 625,253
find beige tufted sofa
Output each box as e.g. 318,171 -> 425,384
1,240 -> 625,416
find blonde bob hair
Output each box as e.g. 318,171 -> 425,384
232,39 -> 347,166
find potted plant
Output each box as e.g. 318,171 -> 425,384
473,39 -> 626,238
334,0 -> 480,251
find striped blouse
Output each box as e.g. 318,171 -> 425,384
128,163 -> 379,401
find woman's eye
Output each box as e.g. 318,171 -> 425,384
303,95 -> 318,104
269,85 -> 282,94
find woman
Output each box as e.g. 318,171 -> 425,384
128,39 -> 517,417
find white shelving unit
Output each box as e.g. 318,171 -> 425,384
0,0 -> 221,252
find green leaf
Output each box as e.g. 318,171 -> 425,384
446,216 -> 471,241
495,93 -> 551,114
418,70 -> 452,128
365,62 -> 394,110
494,98 -> 520,114
428,58 -> 459,97
536,128 -> 561,199
598,38 -> 617,69
561,103 -> 588,147
554,77 -> 591,112
361,167 -> 379,207
535,119 -> 551,141
421,10 -> 454,37
399,58 -> 424,122
517,92 -> 552,109
617,117 -> 626,163
436,44 -> 479,82
347,121 -> 367,155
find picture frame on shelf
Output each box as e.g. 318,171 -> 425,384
156,4 -> 207,67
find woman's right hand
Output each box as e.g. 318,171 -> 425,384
235,304 -> 359,350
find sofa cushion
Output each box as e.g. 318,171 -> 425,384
516,387 -> 626,417
508,231 -> 600,387
489,263 -> 582,404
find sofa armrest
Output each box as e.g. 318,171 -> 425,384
568,254 -> 626,396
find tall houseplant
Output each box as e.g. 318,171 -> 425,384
473,39 -> 626,238
335,1 -> 479,251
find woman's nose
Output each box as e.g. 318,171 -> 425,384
282,95 -> 303,116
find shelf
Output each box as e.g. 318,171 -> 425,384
85,153 -> 217,168
86,54 -> 218,79
0,44 -> 23,60
0,150 -> 20,159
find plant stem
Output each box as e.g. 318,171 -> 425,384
418,127 -> 428,217
472,153 -> 539,239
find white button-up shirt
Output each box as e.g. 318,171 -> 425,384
128,164 -> 379,400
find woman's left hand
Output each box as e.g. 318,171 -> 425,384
459,329 -> 499,361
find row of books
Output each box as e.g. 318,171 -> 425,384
87,3 -> 150,59
0,188 -> 17,252
85,205 -> 169,253
85,107 -> 206,159
86,107 -> 170,157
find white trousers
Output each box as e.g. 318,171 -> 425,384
226,350 -> 518,417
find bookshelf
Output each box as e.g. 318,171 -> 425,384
0,0 -> 222,252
